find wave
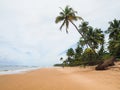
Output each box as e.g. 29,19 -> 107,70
0,65 -> 41,75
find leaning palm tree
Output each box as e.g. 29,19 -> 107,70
55,6 -> 97,54
55,5 -> 83,33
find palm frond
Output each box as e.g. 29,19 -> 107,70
59,12 -> 64,16
59,7 -> 65,13
55,16 -> 64,23
60,20 -> 66,30
76,16 -> 84,21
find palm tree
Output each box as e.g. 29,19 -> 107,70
75,45 -> 83,55
60,57 -> 63,61
91,28 -> 104,48
55,6 -> 97,54
105,19 -> 120,56
96,19 -> 120,70
60,57 -> 64,67
106,19 -> 120,40
75,45 -> 83,60
66,48 -> 75,58
79,22 -> 104,53
55,5 -> 83,33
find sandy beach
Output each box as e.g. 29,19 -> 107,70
0,67 -> 120,90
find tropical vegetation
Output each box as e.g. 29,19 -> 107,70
54,6 -> 120,70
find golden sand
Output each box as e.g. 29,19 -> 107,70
0,67 -> 120,90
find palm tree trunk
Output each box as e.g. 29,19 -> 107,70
95,56 -> 116,70
69,20 -> 97,55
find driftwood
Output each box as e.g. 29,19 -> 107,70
95,57 -> 116,70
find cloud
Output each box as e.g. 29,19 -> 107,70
0,0 -> 120,66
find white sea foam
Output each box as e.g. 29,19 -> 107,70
0,66 -> 41,75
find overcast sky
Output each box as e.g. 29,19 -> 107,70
0,0 -> 120,66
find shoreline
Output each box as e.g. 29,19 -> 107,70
0,66 -> 42,75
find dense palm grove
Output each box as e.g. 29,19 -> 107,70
54,6 -> 120,70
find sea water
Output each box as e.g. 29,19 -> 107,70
0,65 -> 41,75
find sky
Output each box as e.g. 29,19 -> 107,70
0,0 -> 120,66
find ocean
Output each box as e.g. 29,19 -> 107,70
0,65 -> 41,75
